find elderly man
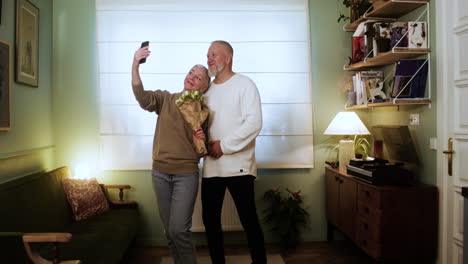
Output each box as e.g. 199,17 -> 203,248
202,40 -> 267,264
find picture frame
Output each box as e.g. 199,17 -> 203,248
16,0 -> 39,87
1,0 -> 3,25
0,41 -> 11,131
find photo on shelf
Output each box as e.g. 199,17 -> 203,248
373,22 -> 391,56
390,22 -> 408,48
408,22 -> 427,48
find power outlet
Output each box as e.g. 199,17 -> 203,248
409,113 -> 420,125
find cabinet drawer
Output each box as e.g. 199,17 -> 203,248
356,235 -> 382,260
357,201 -> 382,222
356,216 -> 381,242
358,184 -> 381,208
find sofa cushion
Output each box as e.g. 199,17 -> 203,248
62,178 -> 110,221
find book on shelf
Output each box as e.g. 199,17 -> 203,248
347,20 -> 428,67
364,23 -> 376,59
351,36 -> 365,64
392,59 -> 428,98
352,71 -> 385,105
349,21 -> 400,66
350,22 -> 366,64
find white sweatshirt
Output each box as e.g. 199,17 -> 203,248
202,73 -> 263,178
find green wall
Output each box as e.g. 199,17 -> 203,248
0,0 -> 437,246
52,0 -> 99,175
357,3 -> 437,185
50,0 -> 351,245
0,0 -> 55,182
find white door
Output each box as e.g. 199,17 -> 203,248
437,0 -> 468,263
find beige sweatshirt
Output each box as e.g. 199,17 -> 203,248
132,84 -> 201,174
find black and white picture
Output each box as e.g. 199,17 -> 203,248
408,22 -> 428,49
16,0 -> 39,87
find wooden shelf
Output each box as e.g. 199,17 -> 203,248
344,48 -> 430,70
344,0 -> 429,31
345,98 -> 431,109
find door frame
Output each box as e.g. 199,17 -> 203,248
436,2 -> 457,264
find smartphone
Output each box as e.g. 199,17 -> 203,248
139,41 -> 149,64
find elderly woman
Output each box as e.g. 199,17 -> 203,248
131,44 -> 210,264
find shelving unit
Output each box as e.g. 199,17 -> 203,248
344,0 -> 430,32
344,48 -> 430,70
345,98 -> 431,109
343,0 -> 431,109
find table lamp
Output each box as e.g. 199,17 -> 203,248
324,112 -> 370,173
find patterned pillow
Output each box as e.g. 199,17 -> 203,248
62,178 -> 110,221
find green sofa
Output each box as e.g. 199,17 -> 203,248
0,166 -> 140,264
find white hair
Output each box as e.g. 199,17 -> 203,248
193,64 -> 211,86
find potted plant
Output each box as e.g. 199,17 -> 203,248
353,134 -> 371,159
337,0 -> 373,23
263,188 -> 309,251
324,134 -> 372,161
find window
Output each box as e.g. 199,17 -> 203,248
96,0 -> 313,169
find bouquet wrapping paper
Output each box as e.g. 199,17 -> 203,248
176,94 -> 209,155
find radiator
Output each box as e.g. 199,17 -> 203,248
191,182 -> 243,232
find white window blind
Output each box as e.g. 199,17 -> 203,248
96,0 -> 313,170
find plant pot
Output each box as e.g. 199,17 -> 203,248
347,92 -> 357,106
349,0 -> 373,22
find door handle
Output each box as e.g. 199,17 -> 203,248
443,138 -> 454,176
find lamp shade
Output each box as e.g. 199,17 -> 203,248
324,112 -> 370,136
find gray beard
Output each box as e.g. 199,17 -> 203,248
208,64 -> 224,77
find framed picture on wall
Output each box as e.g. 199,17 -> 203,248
16,0 -> 39,87
1,0 -> 3,25
0,41 -> 11,131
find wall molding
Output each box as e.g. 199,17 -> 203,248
0,145 -> 56,160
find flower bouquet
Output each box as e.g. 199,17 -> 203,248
176,91 -> 210,156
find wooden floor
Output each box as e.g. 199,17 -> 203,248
123,241 -> 375,264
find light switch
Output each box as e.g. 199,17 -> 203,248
430,137 -> 437,150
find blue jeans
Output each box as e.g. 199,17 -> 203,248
152,169 -> 199,264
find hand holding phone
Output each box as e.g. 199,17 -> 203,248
139,41 -> 149,64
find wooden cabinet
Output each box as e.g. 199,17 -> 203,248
325,169 -> 357,240
325,167 -> 438,262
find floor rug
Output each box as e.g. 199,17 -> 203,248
159,254 -> 285,264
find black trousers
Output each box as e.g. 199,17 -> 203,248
201,176 -> 267,264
